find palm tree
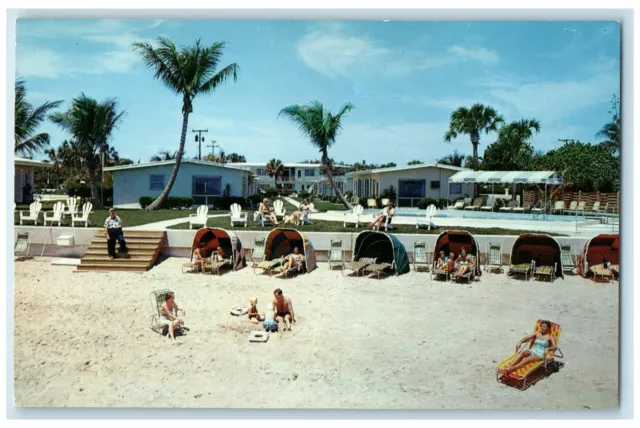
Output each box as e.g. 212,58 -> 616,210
278,101 -> 354,209
133,37 -> 239,210
497,118 -> 541,200
265,158 -> 284,189
596,94 -> 620,155
14,79 -> 63,157
444,103 -> 504,171
44,147 -> 62,189
49,94 -> 125,208
150,150 -> 179,162
226,152 -> 246,163
437,150 -> 466,167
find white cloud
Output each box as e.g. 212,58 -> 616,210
449,45 -> 500,63
16,46 -> 64,78
296,25 -> 495,79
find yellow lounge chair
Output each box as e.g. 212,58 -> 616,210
496,319 -> 563,390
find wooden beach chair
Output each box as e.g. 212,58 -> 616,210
412,241 -> 430,272
589,264 -> 614,282
431,260 -> 450,282
343,256 -> 376,277
560,245 -> 576,275
189,205 -> 209,229
484,242 -> 503,273
343,204 -> 364,228
19,201 -> 42,225
496,319 -> 563,390
509,260 -> 535,281
229,203 -> 248,227
450,255 -> 477,283
251,237 -> 266,274
210,258 -> 233,275
328,240 -> 345,271
182,257 -> 210,273
533,255 -> 557,283
272,257 -> 306,278
364,261 -> 394,279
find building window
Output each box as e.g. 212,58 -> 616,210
297,170 -> 302,178
430,180 -> 441,189
192,176 -> 222,197
449,183 -> 462,194
398,179 -> 425,207
304,168 -> 315,177
257,168 -> 267,176
150,174 -> 165,191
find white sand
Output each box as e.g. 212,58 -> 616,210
13,257 -> 619,409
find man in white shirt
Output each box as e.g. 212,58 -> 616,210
104,208 -> 129,259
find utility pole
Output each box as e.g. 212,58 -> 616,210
192,129 -> 209,160
207,140 -> 220,158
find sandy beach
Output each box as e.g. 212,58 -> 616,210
13,257 -> 619,409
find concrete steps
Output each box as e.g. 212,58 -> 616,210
77,230 -> 166,272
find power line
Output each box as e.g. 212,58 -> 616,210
207,140 -> 220,158
192,129 -> 209,160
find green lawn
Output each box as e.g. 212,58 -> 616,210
287,197 -> 346,213
167,215 -> 567,236
14,206 -> 226,228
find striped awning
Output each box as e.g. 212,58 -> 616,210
448,170 -> 563,184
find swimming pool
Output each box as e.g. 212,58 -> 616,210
362,209 -> 587,222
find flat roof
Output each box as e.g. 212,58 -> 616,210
448,170 -> 563,184
227,162 -> 354,168
349,163 -> 468,176
103,159 -> 252,173
15,156 -> 53,168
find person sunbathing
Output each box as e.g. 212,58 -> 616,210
192,244 -> 209,273
293,199 -> 311,224
213,246 -> 226,262
370,200 -> 394,230
500,320 -> 556,374
259,198 -> 280,226
455,247 -> 475,276
160,291 -> 184,341
281,247 -> 304,272
248,297 -> 264,322
435,251 -> 446,269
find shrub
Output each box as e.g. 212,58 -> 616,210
139,196 -> 154,208
380,185 -> 397,202
344,191 -> 353,200
138,196 -> 194,209
22,183 -> 33,204
358,198 -> 368,207
210,196 -> 248,210
494,198 -> 507,210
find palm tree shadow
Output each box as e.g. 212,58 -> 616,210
14,256 -> 35,262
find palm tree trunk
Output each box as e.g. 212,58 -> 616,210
322,152 -> 352,209
472,139 -> 479,198
147,109 -> 190,210
88,167 -> 101,209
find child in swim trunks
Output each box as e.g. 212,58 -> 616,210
263,311 -> 278,332
248,297 -> 264,322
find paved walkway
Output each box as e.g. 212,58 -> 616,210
128,214 -> 230,231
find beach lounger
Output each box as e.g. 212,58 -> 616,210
272,257 -> 306,278
447,200 -> 465,210
431,260 -> 450,282
563,201 -> 577,215
416,204 -> 436,230
480,198 -> 495,212
551,200 -> 565,215
343,204 -> 364,228
328,240 -> 345,271
496,319 -> 563,390
250,237 -> 266,274
149,289 -> 186,335
499,200 -> 518,213
412,241 -> 430,272
189,205 -> 209,229
484,242 -> 503,273
450,255 -> 477,283
229,203 -> 248,227
19,201 -> 42,225
343,256 -> 376,277
533,255 -> 557,282
560,245 -> 576,274
509,261 -> 535,281
182,258 -> 210,273
513,202 -> 532,214
589,264 -> 614,282
210,258 -> 233,275
565,201 -> 586,216
464,197 -> 483,211
14,232 -> 31,257
256,258 -> 284,274
364,262 -> 394,279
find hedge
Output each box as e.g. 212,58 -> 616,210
417,198 -> 449,210
139,196 -> 194,209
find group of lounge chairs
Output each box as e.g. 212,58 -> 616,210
16,198 -> 93,227
447,198 -> 618,218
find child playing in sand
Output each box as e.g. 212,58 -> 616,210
436,251 -> 446,269
248,297 -> 264,322
263,311 -> 278,333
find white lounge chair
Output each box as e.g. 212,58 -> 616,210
64,197 -> 79,217
254,210 -> 276,227
343,204 -> 364,228
566,201 -> 586,215
299,202 -> 315,226
19,201 -> 42,225
447,200 -> 465,210
189,205 -> 209,229
72,202 -> 93,227
480,198 -> 495,212
367,198 -> 378,209
416,204 -> 437,230
464,197 -> 483,211
229,203 -> 247,227
43,201 -> 65,226
273,199 -> 286,220
499,200 -> 518,213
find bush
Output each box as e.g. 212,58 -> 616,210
358,198 -> 368,207
138,196 -> 194,209
297,190 -> 312,200
65,181 -> 112,205
209,196 -> 248,210
380,185 -> 397,202
344,191 -> 353,200
417,198 -> 449,209
139,196 -> 154,208
494,198 -> 507,210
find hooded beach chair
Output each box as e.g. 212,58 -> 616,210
412,241 -> 430,272
328,239 -> 345,270
560,245 -> 576,274
19,201 -> 42,225
189,205 -> 209,229
43,201 -> 65,227
71,202 -> 93,227
271,254 -> 307,278
496,320 -> 563,390
229,203 -> 248,227
484,242 -> 503,273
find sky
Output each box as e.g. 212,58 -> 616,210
15,19 -> 621,166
